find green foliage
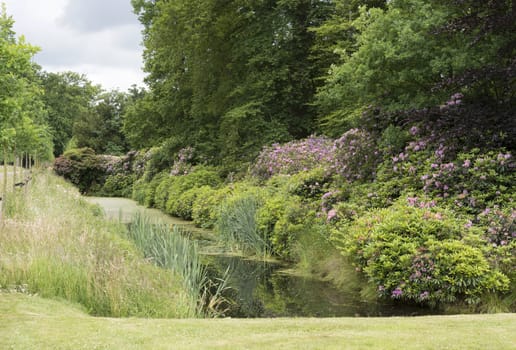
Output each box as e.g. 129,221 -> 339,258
73,91 -> 129,155
334,200 -> 509,305
131,0 -> 334,167
100,173 -> 135,197
269,196 -> 317,260
164,166 -> 222,217
378,125 -> 410,155
0,7 -> 53,167
39,71 -> 100,156
216,188 -> 269,256
153,175 -> 174,210
131,177 -> 147,205
190,186 -> 230,229
316,0 -> 512,134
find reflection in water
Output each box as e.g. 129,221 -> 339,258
205,255 -> 439,318
88,196 -> 440,318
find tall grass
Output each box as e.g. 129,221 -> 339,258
0,170 -> 192,318
126,213 -> 230,317
217,194 -> 270,257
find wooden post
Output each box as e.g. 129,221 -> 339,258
2,144 -> 8,217
13,146 -> 17,189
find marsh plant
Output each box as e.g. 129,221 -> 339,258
127,213 -> 230,317
217,193 -> 270,257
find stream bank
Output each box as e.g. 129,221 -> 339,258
86,196 -> 441,317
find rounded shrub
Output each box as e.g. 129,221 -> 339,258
192,186 -> 231,229
165,166 -> 222,216
334,199 -> 509,306
101,173 -> 135,197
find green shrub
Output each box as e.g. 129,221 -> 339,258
144,172 -> 169,207
271,198 -> 317,260
100,173 -> 135,197
378,124 -> 410,155
192,186 -> 230,229
169,187 -> 206,220
334,199 -> 509,306
154,175 -> 175,210
165,166 -> 222,216
131,177 -> 148,205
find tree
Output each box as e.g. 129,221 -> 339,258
73,90 -> 130,154
131,0 -> 334,169
0,5 -> 52,209
315,0 -> 515,136
39,71 -> 100,156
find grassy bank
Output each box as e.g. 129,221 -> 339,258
0,171 -> 194,317
1,293 -> 515,350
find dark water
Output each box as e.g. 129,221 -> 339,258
204,255 -> 439,318
88,196 -> 440,318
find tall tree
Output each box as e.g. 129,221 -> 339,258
315,0 -> 515,135
0,5 -> 52,205
73,90 -> 130,154
131,0 -> 334,168
39,71 -> 99,156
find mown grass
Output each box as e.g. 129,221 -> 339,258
0,170 -> 193,317
1,293 -> 515,350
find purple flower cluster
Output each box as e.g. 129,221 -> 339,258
442,93 -> 464,107
97,155 -> 123,174
410,253 -> 435,283
420,150 -> 514,211
252,135 -> 334,179
478,207 -> 515,247
406,196 -> 436,209
321,190 -> 341,221
171,146 -> 194,176
333,129 -> 379,182
252,129 -> 380,182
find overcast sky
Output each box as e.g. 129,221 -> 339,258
3,0 -> 145,91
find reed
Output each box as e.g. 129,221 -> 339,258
217,194 -> 270,257
126,213 -> 229,317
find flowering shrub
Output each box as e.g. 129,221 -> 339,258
171,146 -> 195,176
476,207 -> 516,275
420,149 -> 514,214
53,147 -> 102,194
334,199 -> 509,305
252,130 -> 380,184
332,129 -> 380,182
252,136 -> 334,179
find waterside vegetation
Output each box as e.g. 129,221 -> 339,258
0,171 -> 218,318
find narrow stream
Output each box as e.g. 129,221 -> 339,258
87,196 -> 441,318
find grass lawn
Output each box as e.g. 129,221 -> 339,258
1,293 -> 515,350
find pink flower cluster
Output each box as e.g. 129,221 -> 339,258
252,129 -> 380,183
252,135 -> 335,179
171,146 -> 195,176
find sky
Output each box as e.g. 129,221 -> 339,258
3,0 -> 145,91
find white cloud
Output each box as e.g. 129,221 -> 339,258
3,0 -> 145,91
